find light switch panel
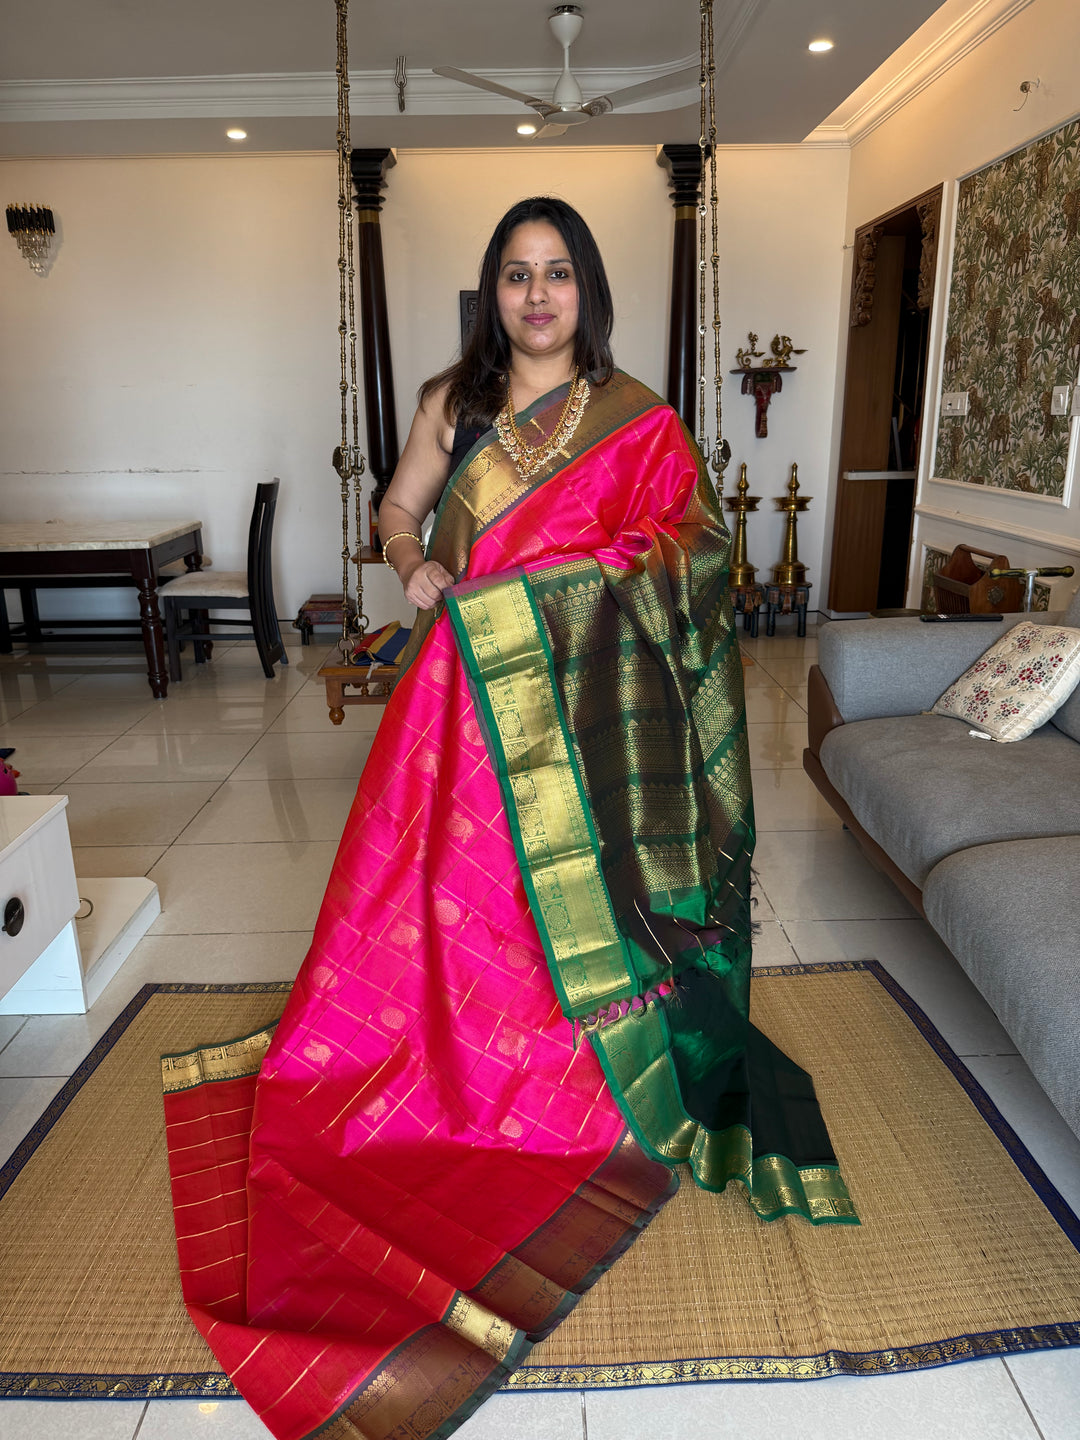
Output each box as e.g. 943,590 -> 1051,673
941,392 -> 969,416
1051,385 -> 1071,416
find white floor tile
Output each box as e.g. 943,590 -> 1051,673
584,1359 -> 1039,1440
742,637 -> 819,660
963,1054 -> 1080,1216
231,730 -> 375,781
99,932 -> 308,997
0,698 -> 156,735
747,721 -> 808,769
138,1398 -> 267,1438
0,1075 -> 66,1165
0,668 -> 81,709
67,733 -> 257,784
147,842 -> 337,934
782,918 -> 1017,1058
753,831 -> 916,922
751,768 -> 843,831
3,735 -> 115,785
268,695 -> 387,733
1005,1348 -> 1080,1440
0,1400 -> 142,1439
750,656 -> 816,688
0,1015 -> 26,1054
175,778 -> 356,845
173,660 -> 306,695
743,687 -> 808,724
751,920 -> 799,967
457,1389 -> 584,1439
0,994 -> 131,1079
129,695 -> 291,734
50,671 -> 173,703
738,658 -> 781,688
50,781 -> 220,846
73,844 -> 168,877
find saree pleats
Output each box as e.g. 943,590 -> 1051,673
163,372 -> 853,1440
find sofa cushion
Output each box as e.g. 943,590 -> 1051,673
1050,576 -> 1080,741
819,713 -> 1080,886
930,621 -> 1080,741
923,836 -> 1080,1139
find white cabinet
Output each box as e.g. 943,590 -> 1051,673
0,796 -> 82,1012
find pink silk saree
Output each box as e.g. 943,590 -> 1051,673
162,372 -> 855,1440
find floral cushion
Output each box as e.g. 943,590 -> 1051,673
931,621 -> 1080,741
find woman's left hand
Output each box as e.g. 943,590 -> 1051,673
401,559 -> 455,609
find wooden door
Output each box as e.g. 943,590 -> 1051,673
827,187 -> 942,612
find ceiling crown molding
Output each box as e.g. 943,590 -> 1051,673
805,0 -> 1037,146
0,56 -> 700,124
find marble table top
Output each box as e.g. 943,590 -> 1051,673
0,521 -> 202,552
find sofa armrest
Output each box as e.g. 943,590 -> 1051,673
818,613 -> 1064,722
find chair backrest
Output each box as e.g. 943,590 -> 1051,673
246,479 -> 281,647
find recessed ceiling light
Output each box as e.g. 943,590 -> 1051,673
517,122 -> 537,136
808,39 -> 834,53
226,128 -> 248,141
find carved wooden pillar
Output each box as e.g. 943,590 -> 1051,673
349,148 -> 400,527
657,144 -> 705,432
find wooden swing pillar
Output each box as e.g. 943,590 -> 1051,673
657,143 -> 707,433
350,148 -> 401,524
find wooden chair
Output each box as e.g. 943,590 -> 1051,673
161,480 -> 287,681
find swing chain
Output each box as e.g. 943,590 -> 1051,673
335,0 -> 370,651
698,1 -> 729,498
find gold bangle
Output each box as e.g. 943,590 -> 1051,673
381,531 -> 421,570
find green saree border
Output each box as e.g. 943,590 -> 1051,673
446,569 -> 855,1223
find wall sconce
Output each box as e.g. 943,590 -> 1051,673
6,204 -> 55,275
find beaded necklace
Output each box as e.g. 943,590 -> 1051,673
494,369 -> 590,481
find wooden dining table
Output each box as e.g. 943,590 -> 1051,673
0,520 -> 204,698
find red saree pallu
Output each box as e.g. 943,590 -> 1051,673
162,372 -> 856,1440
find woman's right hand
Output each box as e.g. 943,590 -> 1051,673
399,557 -> 455,609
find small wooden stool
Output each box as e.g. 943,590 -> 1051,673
764,581 -> 812,637
293,594 -> 356,645
730,582 -> 765,637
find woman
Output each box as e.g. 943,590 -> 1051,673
163,197 -> 855,1440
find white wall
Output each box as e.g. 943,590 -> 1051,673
710,146 -> 850,598
842,0 -> 1080,608
0,142 -> 850,629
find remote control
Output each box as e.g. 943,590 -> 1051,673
919,613 -> 1004,623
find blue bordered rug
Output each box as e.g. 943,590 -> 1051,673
0,961 -> 1077,1402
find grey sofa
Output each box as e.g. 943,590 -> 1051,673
803,594 -> 1080,1140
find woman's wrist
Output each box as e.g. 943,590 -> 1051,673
382,532 -> 423,574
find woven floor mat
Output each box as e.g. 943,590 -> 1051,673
0,963 -> 1077,1400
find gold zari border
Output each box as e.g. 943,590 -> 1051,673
160,1025 -> 277,1094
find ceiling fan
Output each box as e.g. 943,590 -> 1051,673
433,5 -> 698,139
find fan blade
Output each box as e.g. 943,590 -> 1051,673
593,65 -> 700,111
432,66 -> 551,110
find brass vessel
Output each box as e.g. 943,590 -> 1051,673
724,463 -> 760,587
771,463 -> 811,586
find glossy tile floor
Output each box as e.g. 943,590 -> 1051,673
1,625 -> 1078,1440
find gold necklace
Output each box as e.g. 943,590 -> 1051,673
495,369 -> 590,480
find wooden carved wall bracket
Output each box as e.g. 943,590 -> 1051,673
916,194 -> 941,311
850,223 -> 884,327
733,368 -> 791,438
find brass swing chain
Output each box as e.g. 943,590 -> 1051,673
335,0 -> 369,652
698,0 -> 729,500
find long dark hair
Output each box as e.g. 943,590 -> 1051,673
419,196 -> 615,429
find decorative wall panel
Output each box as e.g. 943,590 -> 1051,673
934,119 -> 1080,497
